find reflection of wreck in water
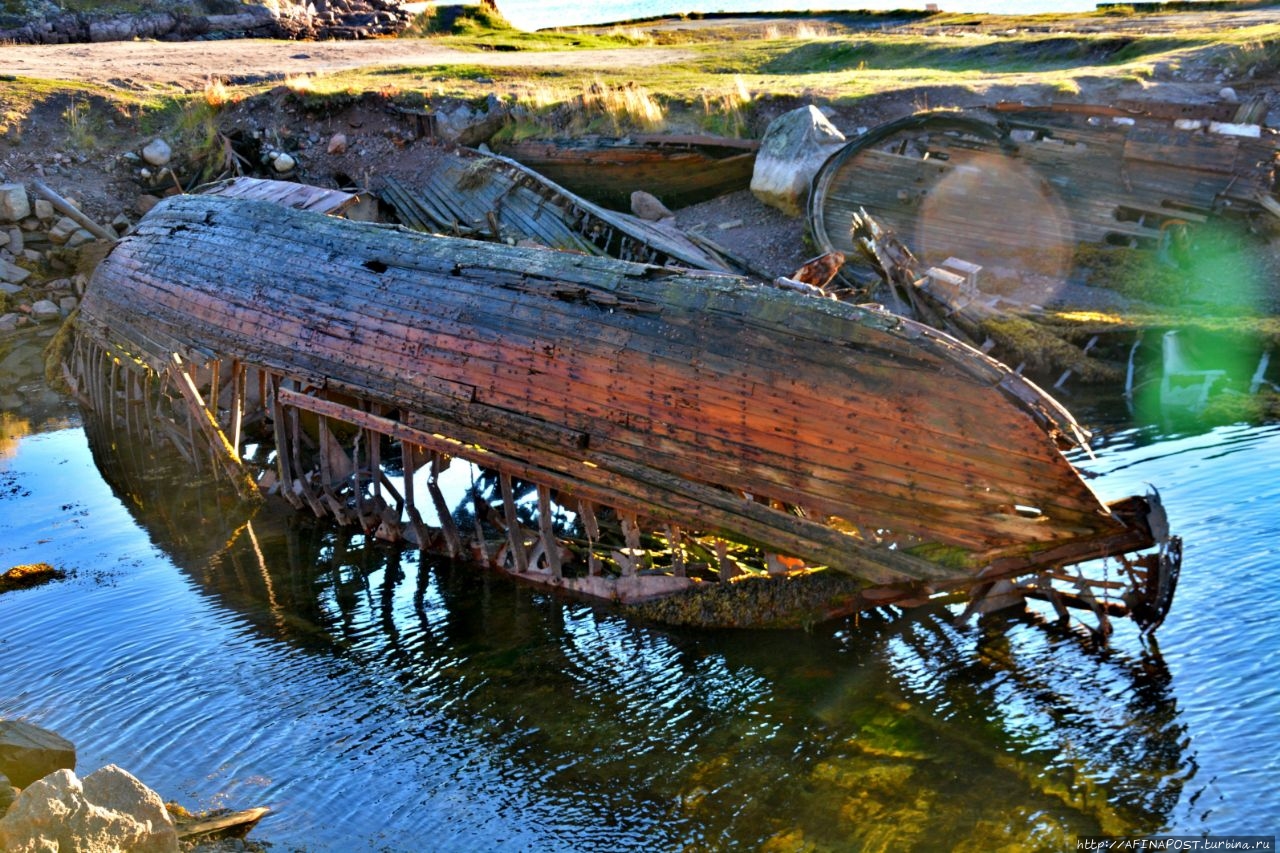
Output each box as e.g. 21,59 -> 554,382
79,397 -> 1192,844
63,188 -> 1180,632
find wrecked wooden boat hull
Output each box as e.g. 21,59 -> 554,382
809,103 -> 1280,286
492,134 -> 760,211
378,145 -> 738,273
67,193 -> 1179,630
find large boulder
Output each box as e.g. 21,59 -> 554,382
749,105 -> 846,218
0,720 -> 76,788
0,765 -> 178,853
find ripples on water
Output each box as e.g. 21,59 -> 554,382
1,328 -> 1277,850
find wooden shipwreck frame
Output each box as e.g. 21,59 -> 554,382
64,193 -> 1180,631
378,145 -> 740,273
809,102 -> 1280,287
491,133 -> 760,211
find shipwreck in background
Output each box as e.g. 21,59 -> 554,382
809,101 -> 1279,288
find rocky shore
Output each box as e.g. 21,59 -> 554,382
0,718 -> 268,851
0,181 -> 108,335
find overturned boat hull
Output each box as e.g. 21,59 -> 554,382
68,194 -> 1178,630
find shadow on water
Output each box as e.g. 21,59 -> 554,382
67,388 -> 1196,851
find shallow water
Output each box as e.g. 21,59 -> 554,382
1,329 -> 1277,851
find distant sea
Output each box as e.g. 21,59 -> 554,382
495,1 -> 1099,31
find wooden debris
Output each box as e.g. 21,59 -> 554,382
378,145 -> 741,272
175,806 -> 270,841
202,176 -> 357,215
32,179 -> 116,242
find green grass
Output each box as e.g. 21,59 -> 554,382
762,33 -> 1210,76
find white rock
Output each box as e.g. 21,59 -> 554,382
65,229 -> 96,249
0,183 -> 30,222
6,227 -> 21,254
82,764 -> 177,851
272,152 -> 296,173
1210,120 -> 1261,138
0,765 -> 178,853
31,300 -> 61,321
48,216 -> 79,244
0,257 -> 30,285
141,138 -> 172,167
1219,86 -> 1238,103
749,105 -> 846,218
0,313 -> 19,332
326,132 -> 348,155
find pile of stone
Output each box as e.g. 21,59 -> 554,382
0,5 -> 278,45
0,719 -> 181,852
274,0 -> 415,40
0,182 -> 120,335
0,0 -> 415,45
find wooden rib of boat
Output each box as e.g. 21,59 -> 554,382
66,193 -> 1180,631
491,133 -> 760,211
809,102 -> 1280,285
379,144 -> 739,273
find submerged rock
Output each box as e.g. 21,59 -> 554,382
0,765 -> 178,853
0,562 -> 67,593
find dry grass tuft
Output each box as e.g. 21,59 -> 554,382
699,77 -> 753,137
202,77 -> 233,108
763,21 -> 833,40
577,78 -> 665,131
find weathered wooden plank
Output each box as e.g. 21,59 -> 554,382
204,176 -> 356,215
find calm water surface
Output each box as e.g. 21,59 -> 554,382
1,329 -> 1277,851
